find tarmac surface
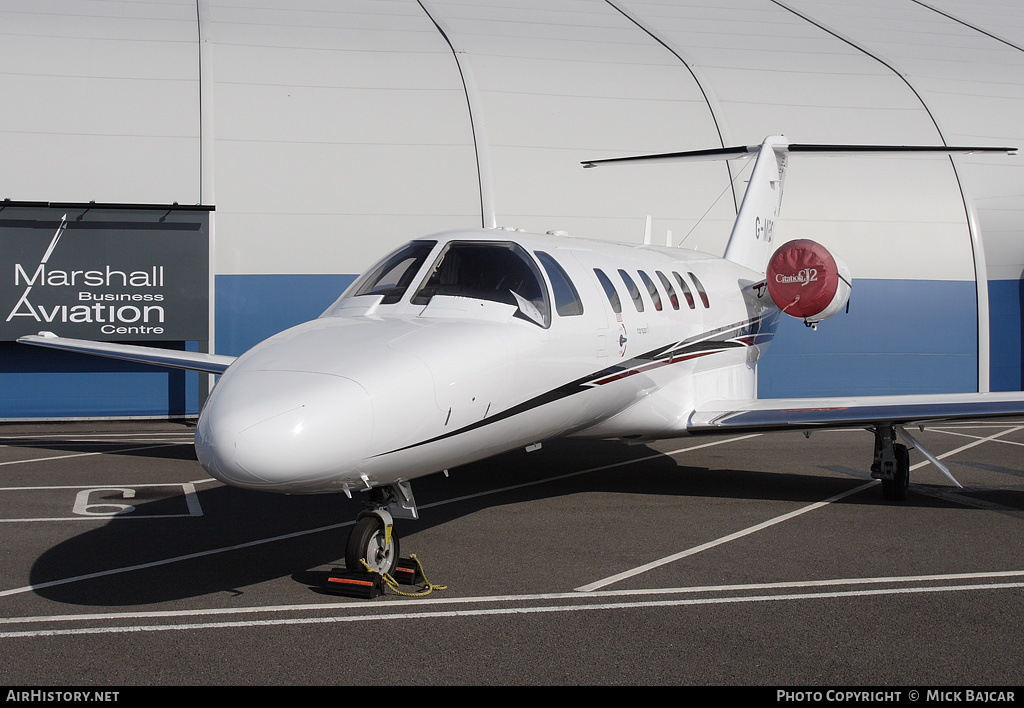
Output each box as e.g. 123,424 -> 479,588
1,419 -> 1023,687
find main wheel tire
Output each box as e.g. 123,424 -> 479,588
881,443 -> 911,502
879,444 -> 911,502
892,443 -> 910,501
345,516 -> 400,575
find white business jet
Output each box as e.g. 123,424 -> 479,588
19,136 -> 1022,576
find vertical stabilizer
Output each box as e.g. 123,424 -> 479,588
722,136 -> 789,274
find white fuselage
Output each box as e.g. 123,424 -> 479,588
194,229 -> 779,494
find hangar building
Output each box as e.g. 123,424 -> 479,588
1,0 -> 1023,418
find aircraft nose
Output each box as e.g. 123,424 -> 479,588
195,370 -> 372,490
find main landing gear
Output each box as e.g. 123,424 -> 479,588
869,422 -> 964,501
345,481 -> 418,576
871,424 -> 910,501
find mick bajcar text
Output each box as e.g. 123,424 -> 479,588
777,690 -> 1015,703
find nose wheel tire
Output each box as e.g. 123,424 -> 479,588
346,516 -> 400,575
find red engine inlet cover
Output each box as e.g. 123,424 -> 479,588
766,239 -> 846,321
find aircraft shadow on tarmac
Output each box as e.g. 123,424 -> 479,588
27,437 -> 1023,606
0,436 -> 198,461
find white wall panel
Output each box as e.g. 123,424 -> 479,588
424,0 -> 733,252
927,0 -> 1024,49
618,0 -> 980,281
204,0 -> 481,275
0,1 -> 200,204
782,0 -> 1024,281
1,0 -> 1020,283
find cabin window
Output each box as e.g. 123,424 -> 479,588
594,268 -> 621,314
343,240 -> 437,305
618,270 -> 644,312
638,270 -> 662,311
411,241 -> 551,327
672,271 -> 696,309
536,251 -> 584,317
688,271 -> 710,308
656,271 -> 679,310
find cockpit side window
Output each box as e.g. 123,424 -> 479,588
536,251 -> 584,317
344,240 -> 436,305
411,241 -> 551,327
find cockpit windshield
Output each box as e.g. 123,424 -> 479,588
341,240 -> 436,306
411,241 -> 551,327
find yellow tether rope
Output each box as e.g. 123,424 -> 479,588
360,553 -> 448,597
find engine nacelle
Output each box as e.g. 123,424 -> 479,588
766,239 -> 851,325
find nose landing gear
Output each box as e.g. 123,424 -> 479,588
344,481 -> 418,576
346,512 -> 400,574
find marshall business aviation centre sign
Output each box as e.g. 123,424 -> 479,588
0,204 -> 209,342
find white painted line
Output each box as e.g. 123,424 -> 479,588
0,518 -> 197,522
908,425 -> 1024,471
0,516 -> 198,523
576,480 -> 877,592
0,520 -> 356,599
0,434 -> 760,599
7,569 -> 1020,627
0,483 -> 204,522
930,428 -> 1024,448
2,574 -> 1023,639
0,431 -> 194,439
0,436 -> 194,449
0,442 -> 186,467
577,424 -> 1024,592
0,482 -> 201,491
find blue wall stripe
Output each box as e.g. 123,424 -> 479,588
757,279 -> 980,397
989,278 -> 1024,392
0,341 -> 197,418
215,274 -> 357,357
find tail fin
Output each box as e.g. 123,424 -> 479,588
583,136 -> 789,273
582,137 -> 1016,274
722,136 -> 789,273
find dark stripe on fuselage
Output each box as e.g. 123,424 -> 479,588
376,311 -> 778,457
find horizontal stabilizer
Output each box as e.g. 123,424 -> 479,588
582,145 -> 758,167
17,333 -> 235,374
689,391 -> 1024,434
786,144 -> 1017,156
581,142 -> 1016,168
583,137 -> 1017,274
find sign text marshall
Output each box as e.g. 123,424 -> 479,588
0,205 -> 210,341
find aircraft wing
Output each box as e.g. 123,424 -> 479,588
17,332 -> 235,374
688,391 -> 1024,434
